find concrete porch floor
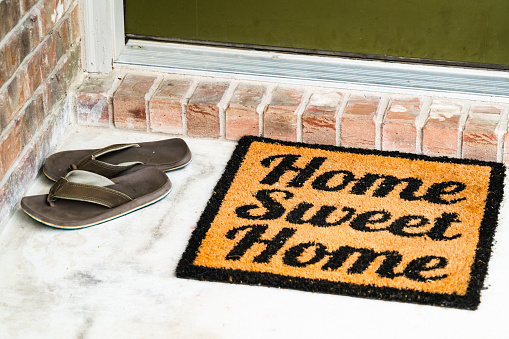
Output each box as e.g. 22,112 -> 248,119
0,125 -> 508,338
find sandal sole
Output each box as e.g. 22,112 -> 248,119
22,187 -> 173,230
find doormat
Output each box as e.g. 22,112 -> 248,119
177,136 -> 505,310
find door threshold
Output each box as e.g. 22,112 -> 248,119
115,40 -> 509,103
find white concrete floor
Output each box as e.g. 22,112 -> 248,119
0,125 -> 508,339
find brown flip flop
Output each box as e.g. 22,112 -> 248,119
43,138 -> 192,181
21,168 -> 172,229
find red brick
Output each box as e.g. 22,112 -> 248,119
0,93 -> 9,131
0,13 -> 41,88
187,82 -> 229,137
21,91 -> 45,145
76,74 -> 117,126
69,2 -> 81,43
113,74 -> 156,130
0,45 -> 8,88
462,105 -> 502,162
34,119 -> 52,167
20,11 -> 41,57
59,0 -> 72,13
0,183 -> 10,223
225,83 -> 265,140
422,100 -> 465,158
47,55 -> 75,110
0,149 -> 5,180
149,78 -> 191,134
6,72 -> 29,122
12,144 -> 38,200
39,0 -> 58,36
21,0 -> 40,14
340,94 -> 381,149
0,0 -> 20,41
302,91 -> 342,145
65,39 -> 81,79
0,120 -> 23,175
54,17 -> 70,62
2,33 -> 23,85
40,32 -> 58,80
23,48 -> 44,97
382,97 -> 422,153
89,73 -> 121,94
503,134 -> 509,165
263,86 -> 304,142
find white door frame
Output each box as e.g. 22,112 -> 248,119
82,0 -> 125,73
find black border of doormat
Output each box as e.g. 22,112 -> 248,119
176,136 -> 505,310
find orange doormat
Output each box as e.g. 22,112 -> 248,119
177,136 -> 505,310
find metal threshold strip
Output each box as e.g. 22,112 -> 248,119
115,40 -> 509,102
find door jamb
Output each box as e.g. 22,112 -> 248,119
82,0 -> 125,73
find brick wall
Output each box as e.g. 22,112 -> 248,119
0,0 -> 81,226
75,71 -> 509,164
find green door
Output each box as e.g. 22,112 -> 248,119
124,0 -> 509,68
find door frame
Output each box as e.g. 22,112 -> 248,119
82,0 -> 125,73
82,0 -> 509,103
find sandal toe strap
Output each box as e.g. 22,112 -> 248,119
47,176 -> 132,208
74,143 -> 143,177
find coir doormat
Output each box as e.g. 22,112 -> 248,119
177,136 -> 505,310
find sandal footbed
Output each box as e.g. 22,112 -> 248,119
21,168 -> 172,229
43,138 -> 192,181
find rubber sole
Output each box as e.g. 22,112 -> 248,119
22,187 -> 173,230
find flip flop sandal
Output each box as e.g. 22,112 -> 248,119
43,138 -> 192,181
21,168 -> 172,229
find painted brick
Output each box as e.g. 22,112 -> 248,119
0,0 -> 21,41
422,100 -> 465,158
149,78 -> 192,134
187,82 -> 229,137
340,94 -> 381,149
462,105 -> 502,162
113,74 -> 156,130
76,74 -> 117,126
225,83 -> 265,140
263,86 -> 304,142
302,91 -> 342,145
382,97 -> 422,153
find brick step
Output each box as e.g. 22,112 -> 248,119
76,71 -> 509,164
